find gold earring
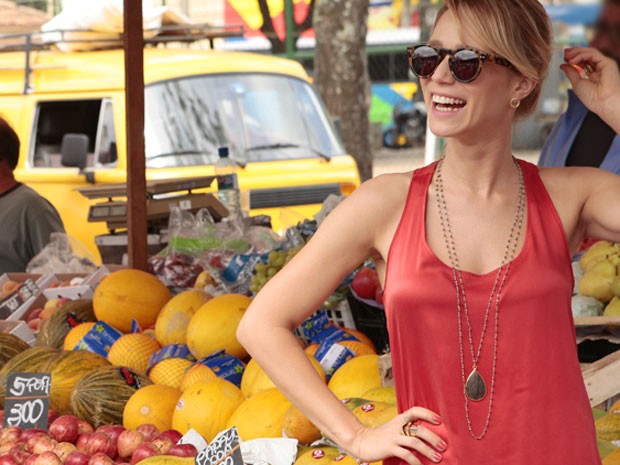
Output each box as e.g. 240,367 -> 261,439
510,98 -> 521,109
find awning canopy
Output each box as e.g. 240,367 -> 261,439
545,4 -> 601,26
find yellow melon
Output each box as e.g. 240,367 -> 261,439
340,328 -> 376,352
305,344 -> 319,358
328,354 -> 381,400
172,378 -> 244,442
337,340 -> 376,356
155,289 -> 213,346
283,404 -> 322,445
352,401 -> 397,427
226,387 -> 292,440
63,322 -> 96,350
328,454 -> 382,465
604,447 -> 620,465
123,384 -> 182,431
597,413 -> 620,442
241,354 -> 325,398
294,447 -> 341,465
94,269 -> 171,333
149,358 -> 194,389
179,363 -> 218,391
107,333 -> 161,375
186,294 -> 252,360
361,386 -> 396,405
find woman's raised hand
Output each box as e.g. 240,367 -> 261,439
348,406 -> 447,465
561,47 -> 620,133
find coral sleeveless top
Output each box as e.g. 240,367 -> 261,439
383,160 -> 601,465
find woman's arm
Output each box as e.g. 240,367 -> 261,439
237,175 -> 445,465
562,47 -> 620,133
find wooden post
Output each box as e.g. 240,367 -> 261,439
124,0 -> 148,271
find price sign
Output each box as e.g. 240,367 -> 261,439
3,373 -> 51,430
195,426 -> 243,465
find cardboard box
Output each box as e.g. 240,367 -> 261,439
0,319 -> 35,345
95,234 -> 167,265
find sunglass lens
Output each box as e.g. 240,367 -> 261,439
451,50 -> 480,82
412,46 -> 440,77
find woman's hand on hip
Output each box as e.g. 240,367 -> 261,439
350,406 -> 447,465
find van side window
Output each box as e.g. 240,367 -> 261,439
31,99 -> 103,168
94,99 -> 118,167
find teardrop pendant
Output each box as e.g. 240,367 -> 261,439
465,368 -> 487,401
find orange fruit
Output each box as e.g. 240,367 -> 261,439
337,340 -> 376,356
179,363 -> 218,391
63,322 -> 96,350
107,333 -> 161,374
123,384 -> 182,431
149,358 -> 194,389
93,269 -> 171,333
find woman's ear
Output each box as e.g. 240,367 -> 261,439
512,74 -> 538,101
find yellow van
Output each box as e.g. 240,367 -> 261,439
0,29 -> 360,262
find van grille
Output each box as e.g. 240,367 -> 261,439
250,184 -> 341,209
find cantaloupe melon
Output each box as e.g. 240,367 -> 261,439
226,387 -> 292,440
328,354 -> 381,400
155,289 -> 212,346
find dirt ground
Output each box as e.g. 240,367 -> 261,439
372,147 -> 540,177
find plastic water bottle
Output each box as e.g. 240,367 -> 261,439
215,147 -> 242,221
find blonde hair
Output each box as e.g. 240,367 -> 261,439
436,0 -> 552,118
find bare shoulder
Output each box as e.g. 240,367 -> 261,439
344,172 -> 413,222
538,165 -> 618,195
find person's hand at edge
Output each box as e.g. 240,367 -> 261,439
561,47 -> 620,133
347,406 -> 447,465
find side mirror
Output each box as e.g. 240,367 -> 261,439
61,133 -> 89,170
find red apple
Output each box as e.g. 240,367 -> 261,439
75,433 -> 91,452
53,442 -> 76,461
167,443 -> 197,458
150,436 -> 172,454
76,421 -> 94,435
135,425 -> 159,442
86,433 -> 116,459
0,410 -> 4,424
24,454 -> 39,465
8,443 -> 29,463
49,415 -> 79,443
116,430 -> 144,459
64,451 -> 90,465
375,285 -> 384,306
0,445 -> 15,456
55,298 -> 71,309
96,425 -> 125,443
31,436 -> 57,455
33,451 -> 62,465
0,455 -> 19,465
351,267 -> 380,300
156,430 -> 182,444
27,308 -> 44,322
129,443 -> 159,465
0,427 -> 21,444
47,410 -> 60,427
88,453 -> 115,465
21,429 -> 47,444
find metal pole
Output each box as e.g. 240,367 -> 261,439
401,0 -> 411,28
124,0 -> 148,271
284,0 -> 295,57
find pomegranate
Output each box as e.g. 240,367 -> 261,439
116,430 -> 144,459
49,415 -> 79,443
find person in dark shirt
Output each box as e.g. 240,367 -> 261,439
0,117 -> 65,273
539,0 -> 620,171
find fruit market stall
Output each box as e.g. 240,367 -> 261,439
5,225 -> 620,463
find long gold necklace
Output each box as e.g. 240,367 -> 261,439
434,157 -> 526,440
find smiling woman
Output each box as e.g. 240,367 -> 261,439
236,0 -> 620,464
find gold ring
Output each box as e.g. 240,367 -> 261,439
583,63 -> 595,79
401,421 -> 418,437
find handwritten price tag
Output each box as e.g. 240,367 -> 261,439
0,279 -> 40,319
3,372 -> 51,430
195,426 -> 243,465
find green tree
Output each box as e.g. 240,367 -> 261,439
257,0 -> 315,54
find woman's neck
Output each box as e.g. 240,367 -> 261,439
440,136 -> 519,198
0,163 -> 18,195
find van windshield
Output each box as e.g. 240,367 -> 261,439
144,74 -> 345,168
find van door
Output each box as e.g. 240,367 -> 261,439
15,97 -> 121,261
